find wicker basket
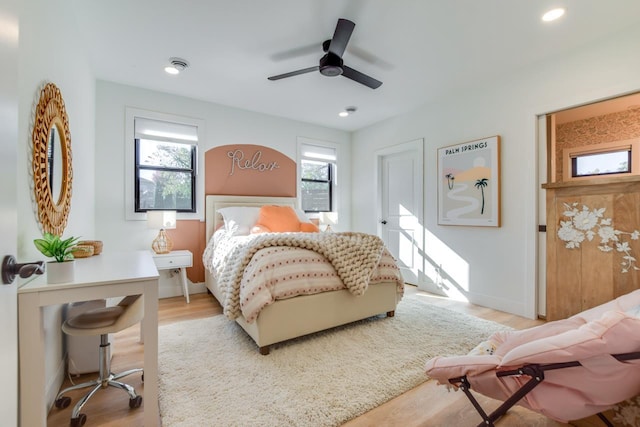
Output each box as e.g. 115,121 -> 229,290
71,245 -> 94,258
78,240 -> 103,255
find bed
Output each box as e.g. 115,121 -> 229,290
203,194 -> 404,354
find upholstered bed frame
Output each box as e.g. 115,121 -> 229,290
204,195 -> 400,354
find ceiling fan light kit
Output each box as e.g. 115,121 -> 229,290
268,18 -> 382,89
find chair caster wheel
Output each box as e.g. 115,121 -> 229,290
129,395 -> 143,409
55,396 -> 71,409
70,413 -> 87,427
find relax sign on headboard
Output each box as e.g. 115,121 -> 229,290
227,148 -> 280,175
205,144 -> 296,197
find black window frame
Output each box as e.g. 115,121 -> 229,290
301,159 -> 333,213
570,149 -> 632,178
134,138 -> 197,213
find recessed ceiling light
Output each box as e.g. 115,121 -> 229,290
339,106 -> 357,117
542,8 -> 565,22
164,57 -> 189,75
164,66 -> 180,75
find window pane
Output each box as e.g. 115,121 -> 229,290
301,181 -> 330,211
138,139 -> 192,169
301,159 -> 329,180
573,150 -> 630,177
138,169 -> 192,210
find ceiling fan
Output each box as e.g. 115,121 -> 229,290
267,18 -> 383,89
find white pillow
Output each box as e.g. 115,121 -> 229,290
218,207 -> 261,236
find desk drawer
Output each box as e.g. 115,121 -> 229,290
153,254 -> 192,269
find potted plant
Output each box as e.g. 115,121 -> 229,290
34,233 -> 80,283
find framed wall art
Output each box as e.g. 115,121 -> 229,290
437,135 -> 501,227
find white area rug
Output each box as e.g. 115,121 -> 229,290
158,293 -> 510,427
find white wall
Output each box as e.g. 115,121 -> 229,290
18,0 -> 95,407
351,24 -> 640,319
94,80 -> 351,275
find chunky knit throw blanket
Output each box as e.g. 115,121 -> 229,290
215,232 -> 386,320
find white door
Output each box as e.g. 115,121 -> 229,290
377,139 -> 424,286
0,0 -> 19,424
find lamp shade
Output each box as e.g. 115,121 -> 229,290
147,210 -> 177,230
319,212 -> 338,226
319,212 -> 338,232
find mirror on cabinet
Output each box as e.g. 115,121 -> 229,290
32,83 -> 73,235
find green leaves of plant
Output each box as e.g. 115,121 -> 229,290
33,232 -> 80,262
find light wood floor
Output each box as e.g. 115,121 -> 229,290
46,286 -> 605,427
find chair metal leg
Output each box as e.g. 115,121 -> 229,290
451,365 -> 546,427
70,383 -> 102,419
108,380 -> 139,399
111,367 -> 143,381
596,412 -> 614,427
56,333 -> 143,424
56,379 -> 100,400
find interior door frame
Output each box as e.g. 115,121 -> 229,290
0,0 -> 19,423
375,138 -> 425,287
537,115 -> 549,317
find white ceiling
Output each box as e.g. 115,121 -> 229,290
70,0 -> 640,132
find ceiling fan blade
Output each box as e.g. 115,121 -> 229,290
328,18 -> 355,58
342,65 -> 382,89
347,45 -> 395,71
269,43 -> 322,61
268,66 -> 319,81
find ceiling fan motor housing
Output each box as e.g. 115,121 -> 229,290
319,53 -> 344,77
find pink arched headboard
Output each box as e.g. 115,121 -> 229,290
205,144 -> 296,197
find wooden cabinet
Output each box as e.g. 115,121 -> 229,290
543,176 -> 640,320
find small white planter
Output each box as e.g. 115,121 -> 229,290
46,260 -> 75,284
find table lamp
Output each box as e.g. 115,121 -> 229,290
147,210 -> 176,254
319,212 -> 338,232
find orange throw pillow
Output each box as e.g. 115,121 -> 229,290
251,205 -> 319,233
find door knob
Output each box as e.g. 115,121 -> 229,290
2,255 -> 45,285
381,220 -> 387,225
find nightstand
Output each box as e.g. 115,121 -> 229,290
152,250 -> 193,303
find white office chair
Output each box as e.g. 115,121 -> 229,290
54,295 -> 144,427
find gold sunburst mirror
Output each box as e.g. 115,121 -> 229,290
32,82 -> 73,235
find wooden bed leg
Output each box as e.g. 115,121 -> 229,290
259,346 -> 270,355
387,310 -> 395,317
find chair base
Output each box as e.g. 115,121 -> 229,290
448,354 -> 640,427
55,335 -> 143,426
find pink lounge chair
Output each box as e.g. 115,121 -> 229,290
425,289 -> 640,427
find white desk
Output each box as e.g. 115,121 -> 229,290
18,251 -> 159,427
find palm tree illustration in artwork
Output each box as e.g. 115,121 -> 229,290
475,178 -> 489,214
445,173 -> 455,190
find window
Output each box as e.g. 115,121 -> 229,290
563,139 -> 640,181
301,159 -> 332,212
299,142 -> 337,213
135,138 -> 196,212
571,149 -> 630,177
125,109 -> 204,220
